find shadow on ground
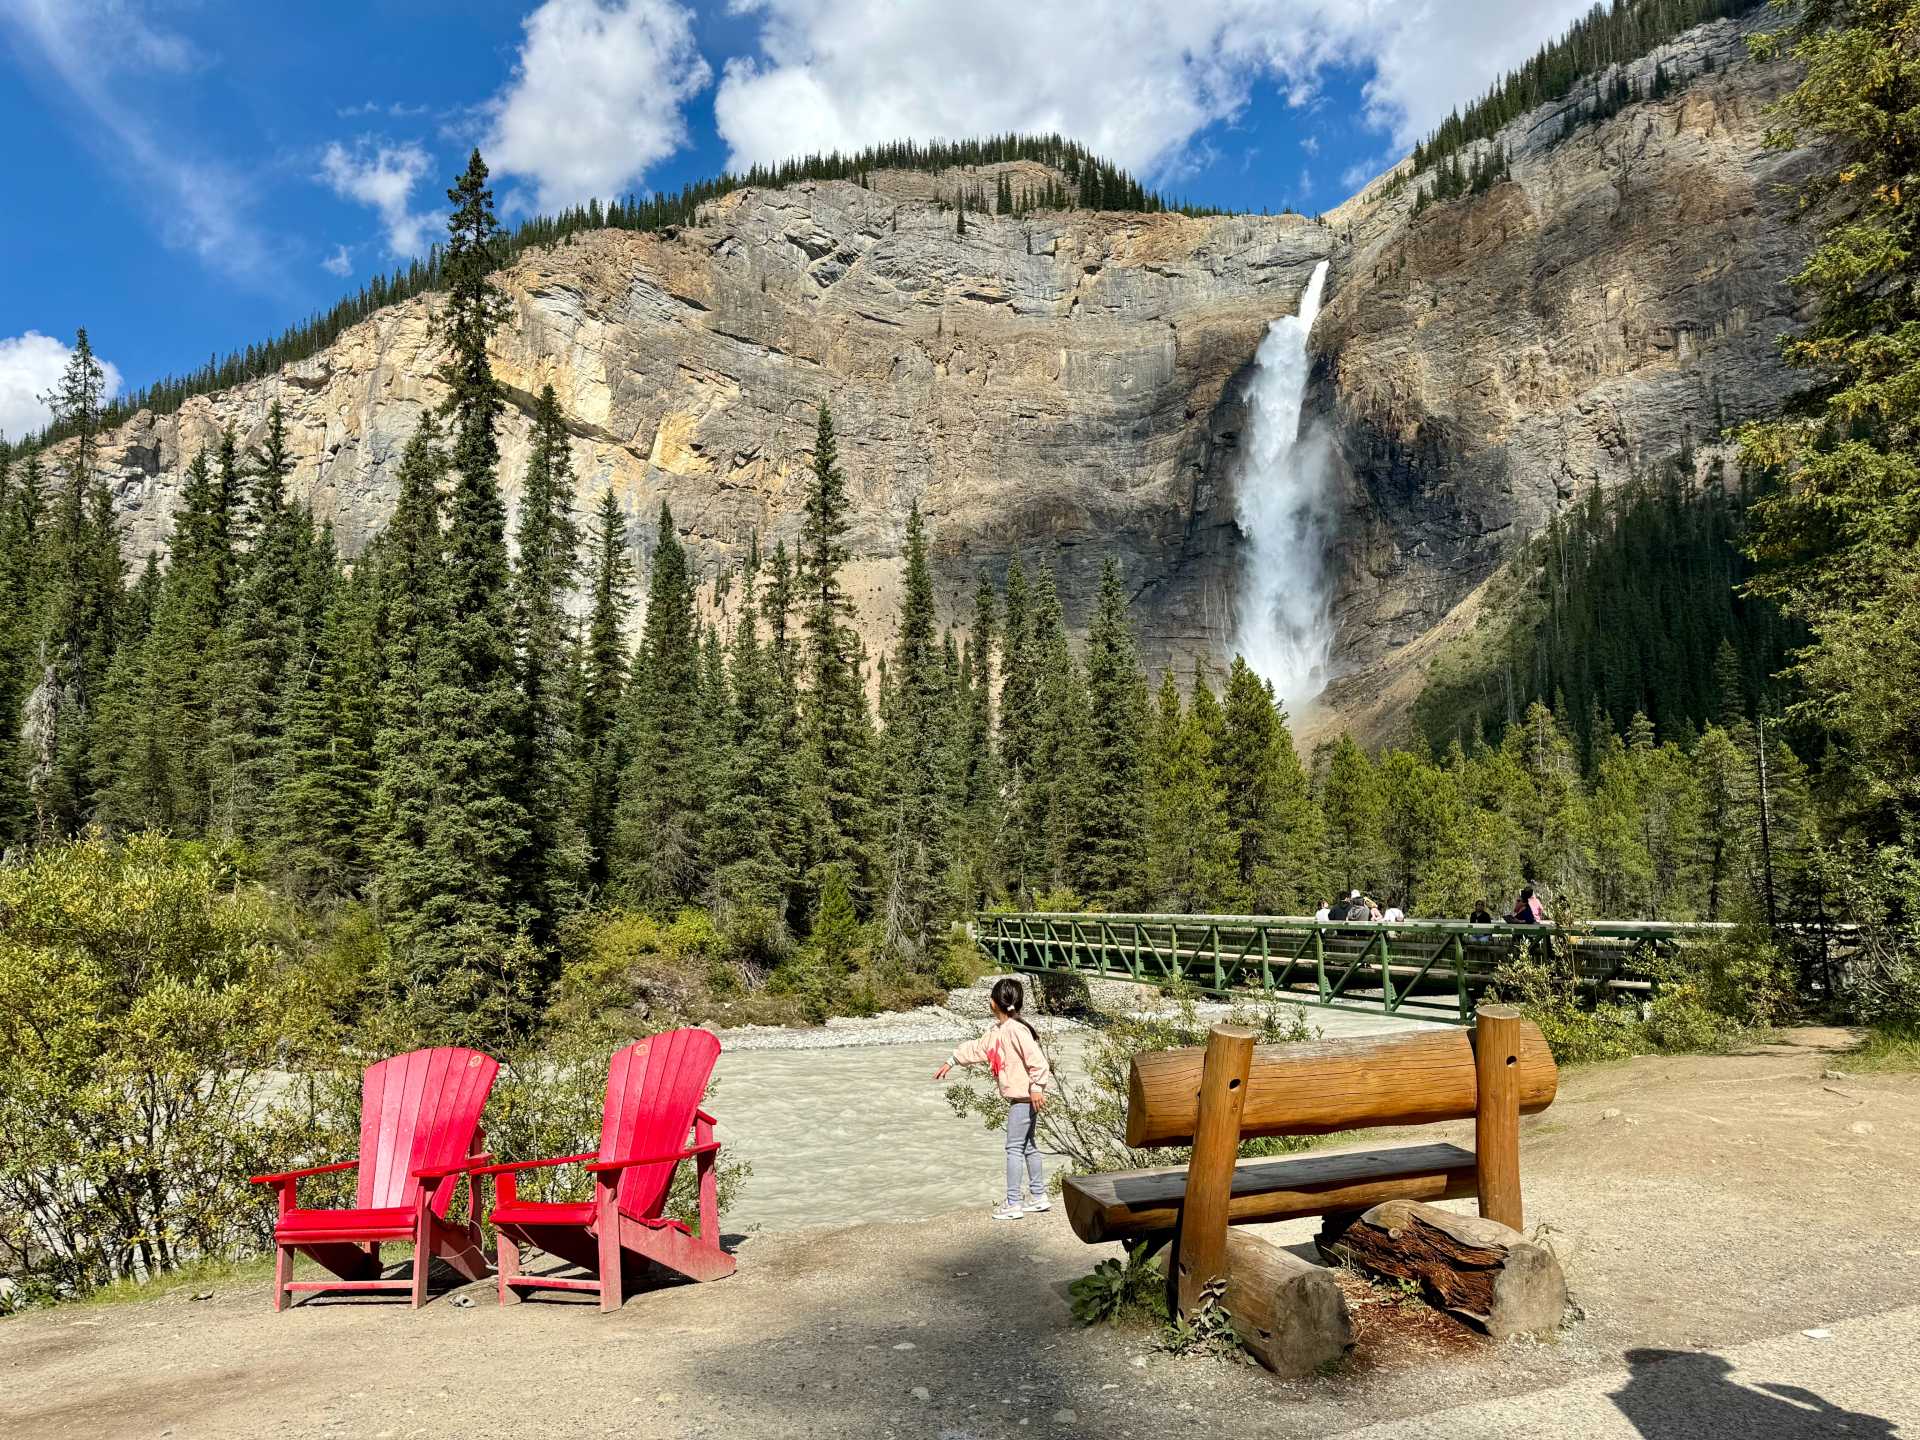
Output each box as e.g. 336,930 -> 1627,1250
1612,1349 -> 1898,1438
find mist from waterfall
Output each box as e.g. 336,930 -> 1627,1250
1234,258 -> 1333,712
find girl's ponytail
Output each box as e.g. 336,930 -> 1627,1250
991,976 -> 1041,1045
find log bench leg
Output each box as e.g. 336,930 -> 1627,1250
1220,1230 -> 1353,1377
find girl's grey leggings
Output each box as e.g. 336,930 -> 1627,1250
1005,1100 -> 1044,1206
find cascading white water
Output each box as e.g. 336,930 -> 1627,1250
1234,258 -> 1333,711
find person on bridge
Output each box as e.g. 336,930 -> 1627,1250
934,977 -> 1054,1221
1509,887 -> 1546,924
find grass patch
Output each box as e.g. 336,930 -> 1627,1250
1848,1021 -> 1920,1073
75,1256 -> 275,1309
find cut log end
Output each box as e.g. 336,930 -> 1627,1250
1318,1199 -> 1567,1342
1219,1229 -> 1355,1377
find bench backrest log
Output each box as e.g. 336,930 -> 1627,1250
1125,1020 -> 1558,1148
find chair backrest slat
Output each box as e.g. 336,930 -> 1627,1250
355,1047 -> 500,1212
600,1029 -> 721,1223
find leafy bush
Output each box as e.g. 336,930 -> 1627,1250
1032,967 -> 1093,1016
1489,936 -> 1771,1065
1070,1245 -> 1169,1327
545,908 -> 732,1038
1158,1277 -> 1253,1362
0,834 -> 335,1304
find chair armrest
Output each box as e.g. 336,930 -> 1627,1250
695,1108 -> 718,1126
584,1142 -> 720,1174
412,1153 -> 493,1181
249,1159 -> 359,1186
469,1151 -> 598,1178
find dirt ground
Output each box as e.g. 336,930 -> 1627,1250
3,1029 -> 1916,1439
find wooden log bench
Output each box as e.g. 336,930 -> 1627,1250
1061,1006 -> 1558,1373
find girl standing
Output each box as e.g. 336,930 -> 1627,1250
935,978 -> 1053,1220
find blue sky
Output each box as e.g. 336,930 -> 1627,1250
0,0 -> 1595,438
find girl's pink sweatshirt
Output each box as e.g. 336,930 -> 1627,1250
950,1018 -> 1053,1101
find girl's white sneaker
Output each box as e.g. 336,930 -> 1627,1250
1023,1197 -> 1052,1212
991,1204 -> 1025,1220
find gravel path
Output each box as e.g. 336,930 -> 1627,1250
4,1029 -> 1912,1439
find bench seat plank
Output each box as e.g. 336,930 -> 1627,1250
1062,1141 -> 1477,1244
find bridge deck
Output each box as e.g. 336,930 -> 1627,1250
974,911 -> 1731,1024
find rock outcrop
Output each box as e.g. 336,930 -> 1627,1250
1308,8 -> 1811,739
86,164 -> 1333,679
73,9 -> 1812,736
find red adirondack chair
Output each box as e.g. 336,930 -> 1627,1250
250,1046 -> 499,1310
477,1028 -> 735,1309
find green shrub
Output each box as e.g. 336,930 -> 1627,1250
1070,1246 -> 1169,1327
544,907 -> 723,1039
1033,967 -> 1093,1016
0,834 -> 335,1304
934,927 -> 987,991
1158,1277 -> 1253,1362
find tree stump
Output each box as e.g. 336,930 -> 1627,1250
1316,1199 -> 1566,1341
1217,1230 -> 1354,1377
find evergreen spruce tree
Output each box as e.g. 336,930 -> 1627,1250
1218,657 -> 1322,912
1022,565 -> 1089,899
996,557 -> 1038,895
958,570 -> 1003,904
372,416 -> 451,939
1074,559 -> 1146,906
757,537 -> 808,916
797,404 -> 874,899
614,503 -> 706,904
706,554 -> 789,916
270,528 -> 372,897
512,384 -> 588,935
412,148 -> 536,1036
1317,732 -> 1385,897
576,487 -> 632,889
1143,669 -> 1234,912
26,330 -> 122,837
878,504 -> 947,963
209,404 -> 304,840
0,451 -> 37,842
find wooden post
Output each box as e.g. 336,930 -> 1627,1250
1176,1024 -> 1256,1315
1473,1004 -> 1524,1231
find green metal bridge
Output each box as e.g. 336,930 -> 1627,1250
974,911 -> 1738,1025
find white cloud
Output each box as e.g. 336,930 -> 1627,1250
321,243 -> 354,277
1300,135 -> 1320,155
320,140 -> 435,257
337,100 -> 431,119
714,0 -> 1599,181
0,332 -> 124,441
484,0 -> 711,211
0,0 -> 273,282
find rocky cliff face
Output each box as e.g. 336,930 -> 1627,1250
87,160 -> 1332,678
1309,8 -> 1812,740
78,10 -> 1810,734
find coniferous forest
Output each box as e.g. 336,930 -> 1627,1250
0,144 -> 1896,1058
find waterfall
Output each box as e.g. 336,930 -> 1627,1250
1234,258 -> 1333,711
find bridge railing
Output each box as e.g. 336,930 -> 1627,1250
974,911 -> 1739,1024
